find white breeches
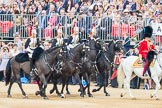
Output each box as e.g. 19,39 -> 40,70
67,44 -> 78,50
26,47 -> 34,58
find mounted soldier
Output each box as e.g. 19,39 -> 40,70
138,26 -> 156,77
67,22 -> 82,50
24,27 -> 43,76
87,24 -> 99,41
51,24 -> 64,48
25,27 -> 40,57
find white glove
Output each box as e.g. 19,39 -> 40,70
138,58 -> 143,64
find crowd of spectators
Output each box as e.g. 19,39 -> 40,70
0,0 -> 161,41
0,0 -> 162,87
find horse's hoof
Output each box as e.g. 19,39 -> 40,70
60,94 -> 65,98
92,89 -> 97,92
7,95 -> 12,98
43,97 -> 49,100
88,94 -> 93,97
151,94 -> 153,98
35,91 -> 40,96
50,90 -> 54,94
66,91 -> 70,95
78,89 -> 81,92
80,93 -> 84,97
105,93 -> 110,96
120,93 -> 123,97
23,95 -> 28,99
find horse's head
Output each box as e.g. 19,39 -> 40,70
46,46 -> 63,63
88,38 -> 105,51
95,38 -> 105,51
106,40 -> 124,54
114,40 -> 124,53
70,43 -> 89,63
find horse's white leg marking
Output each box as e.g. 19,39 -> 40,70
125,76 -> 134,98
151,76 -> 161,99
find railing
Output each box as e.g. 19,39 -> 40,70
0,14 -> 161,45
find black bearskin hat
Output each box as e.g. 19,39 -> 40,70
143,26 -> 153,38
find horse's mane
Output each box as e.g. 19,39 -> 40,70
108,40 -> 114,48
46,46 -> 60,53
71,43 -> 83,52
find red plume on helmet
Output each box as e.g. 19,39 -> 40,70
57,23 -> 61,30
29,25 -> 33,37
72,22 -> 77,34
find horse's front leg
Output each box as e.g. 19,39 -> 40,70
122,77 -> 135,99
66,77 -> 71,95
35,77 -> 43,96
151,76 -> 161,100
50,75 -> 60,95
103,72 -> 110,96
7,76 -> 16,97
59,76 -> 67,98
39,74 -> 48,99
17,80 -> 28,98
85,73 -> 93,97
92,73 -> 103,92
74,72 -> 84,97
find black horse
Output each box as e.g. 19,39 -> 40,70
92,40 -> 123,96
5,55 -> 31,98
5,47 -> 44,98
50,43 -> 89,97
33,46 -> 63,99
80,38 -> 105,97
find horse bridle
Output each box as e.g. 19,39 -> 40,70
43,51 -> 63,73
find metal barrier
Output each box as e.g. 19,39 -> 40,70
0,14 -> 161,45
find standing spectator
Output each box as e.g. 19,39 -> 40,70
85,10 -> 93,35
129,10 -> 138,25
123,33 -> 131,56
143,11 -> 152,26
0,4 -> 4,21
122,9 -> 130,24
40,10 -> 49,29
0,45 -> 12,81
36,4 -> 43,18
14,32 -> 23,52
100,11 -> 112,40
47,4 -> 56,17
11,44 -> 20,56
3,5 -> 12,21
103,0 -> 110,12
57,8 -> 66,26
64,0 -> 73,13
93,11 -> 102,36
43,41 -> 50,50
77,12 -> 86,38
92,4 -> 98,16
19,6 -> 26,17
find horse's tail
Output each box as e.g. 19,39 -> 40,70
5,58 -> 12,86
117,61 -> 125,88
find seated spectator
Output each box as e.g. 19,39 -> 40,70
0,45 -> 12,81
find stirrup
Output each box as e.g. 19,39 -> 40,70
31,68 -> 38,76
30,71 -> 34,77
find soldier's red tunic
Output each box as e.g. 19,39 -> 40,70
139,39 -> 155,59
